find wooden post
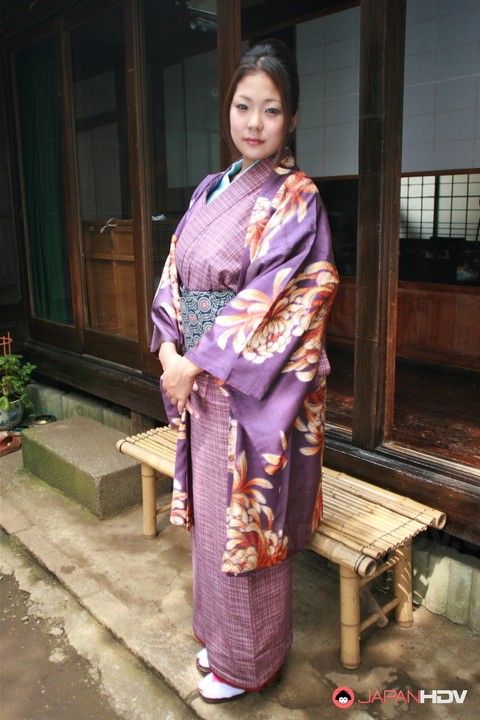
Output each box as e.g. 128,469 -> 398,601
353,0 -> 406,450
124,0 -> 151,369
217,0 -> 241,169
393,541 -> 414,627
339,565 -> 361,669
141,462 -> 158,539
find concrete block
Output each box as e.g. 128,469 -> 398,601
423,550 -> 450,616
103,405 -> 132,435
468,569 -> 480,634
21,416 -> 142,519
26,383 -> 65,421
412,544 -> 431,605
413,539 -> 480,632
62,392 -> 107,423
446,560 -> 473,625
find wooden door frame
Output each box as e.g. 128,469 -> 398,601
353,0 -> 406,450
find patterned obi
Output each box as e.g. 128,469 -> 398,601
180,284 -> 235,351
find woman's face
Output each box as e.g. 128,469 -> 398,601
230,70 -> 288,171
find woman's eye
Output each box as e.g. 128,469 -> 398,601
236,103 -> 248,111
266,107 -> 281,115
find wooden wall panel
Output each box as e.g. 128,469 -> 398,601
398,286 -> 454,356
329,279 -> 480,369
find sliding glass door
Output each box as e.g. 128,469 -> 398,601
70,5 -> 136,342
16,35 -> 73,326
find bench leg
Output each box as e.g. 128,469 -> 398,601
393,541 -> 413,628
339,565 -> 361,669
141,462 -> 158,539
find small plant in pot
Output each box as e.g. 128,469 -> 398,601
0,353 -> 36,431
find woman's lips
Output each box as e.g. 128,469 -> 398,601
244,137 -> 264,145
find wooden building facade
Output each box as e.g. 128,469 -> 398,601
0,0 -> 479,546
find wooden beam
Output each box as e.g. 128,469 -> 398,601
353,0 -> 406,450
241,0 -> 358,36
217,0 -> 241,168
124,0 -> 153,372
23,340 -> 167,421
58,18 -> 84,354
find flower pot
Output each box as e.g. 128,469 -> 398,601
0,399 -> 24,431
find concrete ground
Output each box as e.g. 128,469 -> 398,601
0,543 -> 197,720
1,449 -> 479,720
1,568 -> 138,720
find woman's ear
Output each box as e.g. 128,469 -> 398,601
290,113 -> 298,132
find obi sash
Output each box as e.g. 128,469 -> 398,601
180,285 -> 235,351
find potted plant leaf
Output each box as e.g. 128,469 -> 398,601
0,353 -> 36,431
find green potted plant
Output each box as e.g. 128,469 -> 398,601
0,353 -> 36,430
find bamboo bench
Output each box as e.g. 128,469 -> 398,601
116,426 -> 446,670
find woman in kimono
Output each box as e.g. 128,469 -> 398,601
151,39 -> 338,703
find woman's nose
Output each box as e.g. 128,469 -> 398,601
247,112 -> 262,129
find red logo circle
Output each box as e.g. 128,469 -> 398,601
332,686 -> 355,708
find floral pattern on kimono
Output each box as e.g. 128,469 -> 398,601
151,154 -> 339,575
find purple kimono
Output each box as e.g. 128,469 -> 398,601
151,154 -> 338,577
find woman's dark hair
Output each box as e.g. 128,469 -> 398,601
221,39 -> 299,165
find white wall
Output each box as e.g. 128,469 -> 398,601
295,0 -> 480,178
403,0 -> 480,172
164,49 -> 219,188
296,7 -> 360,178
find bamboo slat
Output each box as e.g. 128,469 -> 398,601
308,532 -> 377,577
325,478 -> 423,522
134,443 -> 176,461
322,468 -> 446,528
126,429 -> 177,451
323,494 -> 422,539
324,482 -> 424,525
119,439 -> 176,461
322,502 -> 428,553
157,502 -> 172,515
116,426 -> 178,474
319,517 -> 395,553
128,437 -> 176,455
142,429 -> 178,448
323,485 -> 427,533
314,522 -> 383,560
359,597 -> 399,633
324,496 -> 423,539
324,510 -> 425,550
125,427 -> 177,446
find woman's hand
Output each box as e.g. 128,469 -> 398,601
158,342 -> 201,418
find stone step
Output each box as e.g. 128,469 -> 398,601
21,416 -> 142,519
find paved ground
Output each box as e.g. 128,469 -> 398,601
1,448 -> 479,720
0,539 -> 196,720
1,568 -> 126,720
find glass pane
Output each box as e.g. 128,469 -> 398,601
296,7 -> 360,178
296,8 -> 361,434
403,0 -> 480,173
71,7 -> 137,339
16,36 -> 73,324
399,173 -> 480,285
144,0 -> 219,291
394,0 -> 480,466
